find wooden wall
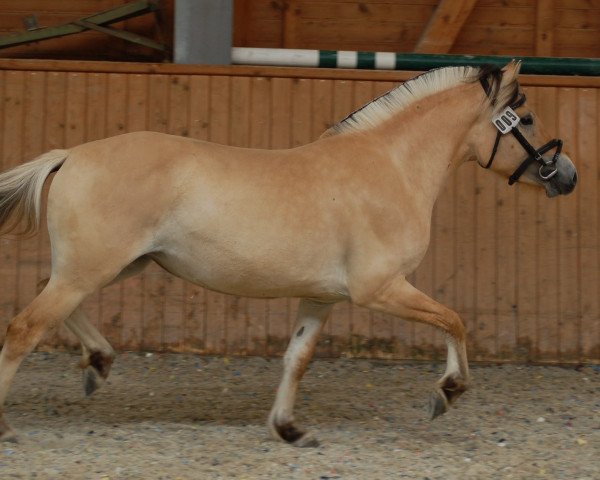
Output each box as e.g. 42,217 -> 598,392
234,0 -> 600,58
0,59 -> 599,364
0,0 -> 174,61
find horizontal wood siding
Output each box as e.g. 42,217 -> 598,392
0,61 -> 598,363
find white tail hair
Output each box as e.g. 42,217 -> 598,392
0,150 -> 68,236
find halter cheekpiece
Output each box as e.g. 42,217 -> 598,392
480,77 -> 562,185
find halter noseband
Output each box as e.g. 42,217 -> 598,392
480,77 -> 563,185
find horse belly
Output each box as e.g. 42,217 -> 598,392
149,240 -> 349,301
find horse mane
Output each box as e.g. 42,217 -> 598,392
322,64 -> 519,138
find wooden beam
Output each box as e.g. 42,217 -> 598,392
414,0 -> 478,54
536,0 -> 555,56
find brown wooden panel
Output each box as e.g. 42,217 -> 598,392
535,87 -> 560,361
495,157 -> 518,361
515,88 -> 540,362
0,71 -> 24,335
474,154 -> 497,360
577,89 -> 599,361
556,88 -> 580,362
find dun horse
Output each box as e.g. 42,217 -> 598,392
0,62 -> 576,446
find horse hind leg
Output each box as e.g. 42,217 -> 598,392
38,256 -> 151,396
0,279 -> 89,441
268,299 -> 334,447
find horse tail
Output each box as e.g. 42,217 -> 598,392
0,149 -> 68,237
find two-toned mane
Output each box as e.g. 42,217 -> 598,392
0,62 -> 577,446
323,64 -> 518,138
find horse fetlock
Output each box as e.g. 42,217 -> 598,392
439,375 -> 469,405
80,350 -> 115,396
80,350 -> 115,377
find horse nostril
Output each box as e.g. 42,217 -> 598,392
572,171 -> 578,185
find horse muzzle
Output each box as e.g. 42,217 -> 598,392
544,154 -> 577,197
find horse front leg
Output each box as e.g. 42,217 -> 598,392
268,299 -> 334,447
357,276 -> 469,419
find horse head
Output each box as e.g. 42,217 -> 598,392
470,61 -> 577,197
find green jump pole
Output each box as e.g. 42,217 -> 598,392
231,48 -> 600,76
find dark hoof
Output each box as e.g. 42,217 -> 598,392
83,366 -> 105,396
429,376 -> 468,420
274,422 -> 319,448
429,390 -> 449,420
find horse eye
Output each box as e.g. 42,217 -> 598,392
520,115 -> 534,126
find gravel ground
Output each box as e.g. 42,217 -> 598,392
1,352 -> 599,479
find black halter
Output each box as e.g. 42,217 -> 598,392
480,77 -> 563,185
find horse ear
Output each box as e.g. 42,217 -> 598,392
501,60 -> 522,85
491,60 -> 522,112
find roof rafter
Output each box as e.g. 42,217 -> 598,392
414,0 -> 478,54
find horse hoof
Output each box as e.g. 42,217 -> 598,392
83,366 -> 105,396
429,390 -> 449,420
272,421 -> 319,447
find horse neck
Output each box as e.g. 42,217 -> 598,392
373,83 -> 483,209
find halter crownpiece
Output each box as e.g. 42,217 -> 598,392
480,76 -> 563,185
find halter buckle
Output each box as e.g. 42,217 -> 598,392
539,164 -> 558,180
